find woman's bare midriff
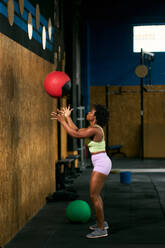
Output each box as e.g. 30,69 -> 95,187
91,151 -> 106,155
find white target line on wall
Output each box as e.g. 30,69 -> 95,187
28,12 -> 33,40
42,26 -> 46,50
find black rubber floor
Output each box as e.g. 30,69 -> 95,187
4,159 -> 165,248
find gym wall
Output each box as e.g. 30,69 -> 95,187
88,2 -> 165,87
91,85 -> 165,158
0,0 -> 62,245
0,31 -> 58,246
84,2 -> 165,158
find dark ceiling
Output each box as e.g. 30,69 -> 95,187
79,0 -> 165,21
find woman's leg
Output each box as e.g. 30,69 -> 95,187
89,171 -> 107,230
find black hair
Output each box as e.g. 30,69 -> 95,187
93,104 -> 109,127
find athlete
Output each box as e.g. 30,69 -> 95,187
51,104 -> 112,238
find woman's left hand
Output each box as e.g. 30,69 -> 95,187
50,112 -> 65,123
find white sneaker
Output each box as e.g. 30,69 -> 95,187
86,228 -> 108,239
89,221 -> 109,230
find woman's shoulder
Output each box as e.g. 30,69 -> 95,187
87,125 -> 101,133
86,126 -> 99,138
94,124 -> 104,132
87,126 -> 96,131
86,125 -> 104,137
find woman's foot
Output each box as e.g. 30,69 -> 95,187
86,228 -> 108,239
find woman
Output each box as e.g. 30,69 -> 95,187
51,104 -> 112,239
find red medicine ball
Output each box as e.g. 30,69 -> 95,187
44,71 -> 71,98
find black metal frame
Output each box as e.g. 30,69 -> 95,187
140,48 -> 154,159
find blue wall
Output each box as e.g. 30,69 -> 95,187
89,20 -> 165,86
81,3 -> 165,112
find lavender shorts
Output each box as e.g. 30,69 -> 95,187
91,152 -> 112,176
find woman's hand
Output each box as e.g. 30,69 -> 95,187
59,105 -> 74,118
50,112 -> 65,123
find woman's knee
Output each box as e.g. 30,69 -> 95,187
90,192 -> 99,202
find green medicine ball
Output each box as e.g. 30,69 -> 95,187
66,200 -> 91,223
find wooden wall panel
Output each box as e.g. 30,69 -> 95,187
90,86 -> 107,137
90,86 -> 106,107
59,54 -> 68,159
91,85 -> 165,158
144,124 -> 165,158
0,33 -> 58,246
60,97 -> 67,159
144,85 -> 165,158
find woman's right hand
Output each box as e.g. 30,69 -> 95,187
58,105 -> 73,118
